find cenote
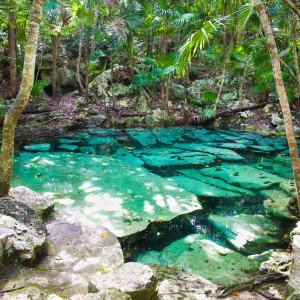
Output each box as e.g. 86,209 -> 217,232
11,126 -> 299,286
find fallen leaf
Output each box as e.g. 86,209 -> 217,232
61,237 -> 65,240
160,217 -> 165,220
156,220 -> 163,223
233,291 -> 240,296
85,177 -> 90,178
103,233 -> 108,238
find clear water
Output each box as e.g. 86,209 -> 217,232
11,126 -> 297,284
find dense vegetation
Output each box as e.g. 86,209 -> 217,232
0,0 -> 300,212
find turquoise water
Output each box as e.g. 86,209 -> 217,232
11,127 -> 298,285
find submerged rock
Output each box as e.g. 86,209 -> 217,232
58,139 -> 81,144
151,128 -> 178,144
259,189 -> 293,220
87,137 -> 118,145
169,176 -> 242,198
200,165 -> 285,189
58,144 -> 79,151
24,143 -> 51,151
126,129 -> 157,147
138,234 -> 261,286
259,251 -> 293,275
178,169 -> 255,196
207,214 -> 282,254
89,262 -> 157,300
113,149 -> 144,166
174,144 -> 245,161
12,153 -> 201,237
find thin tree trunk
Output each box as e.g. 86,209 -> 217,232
84,41 -> 89,108
214,27 -> 227,112
291,20 -> 300,96
8,2 -> 17,99
0,0 -> 45,196
162,23 -> 167,55
282,0 -> 300,18
165,78 -> 169,118
254,0 -> 300,215
239,55 -> 252,107
90,3 -> 99,56
51,34 -> 57,97
76,31 -> 85,93
161,78 -> 165,109
127,34 -> 134,83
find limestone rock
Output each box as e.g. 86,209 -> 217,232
280,180 -> 297,195
207,214 -> 282,254
80,289 -> 132,299
138,234 -> 261,286
8,186 -> 54,220
271,113 -> 284,126
89,115 -> 107,126
169,82 -> 187,100
259,251 -> 293,275
200,164 -> 284,189
1,287 -> 48,300
24,143 -> 51,151
23,103 -> 52,114
13,153 -> 201,238
126,129 -> 157,147
147,264 -> 219,300
283,224 -> 300,300
0,198 -> 47,265
89,262 -> 157,300
58,144 -> 79,151
221,92 -> 237,102
108,83 -> 128,98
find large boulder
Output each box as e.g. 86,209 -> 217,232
40,68 -> 79,95
23,103 -> 52,114
89,114 -> 107,126
108,83 -> 128,98
8,186 -> 54,220
169,82 -> 187,100
89,262 -> 157,300
0,199 -> 47,266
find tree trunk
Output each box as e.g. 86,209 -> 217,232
214,27 -> 227,112
162,24 -> 167,55
7,2 -> 17,99
282,0 -> 300,18
291,20 -> 300,96
165,78 -> 169,118
76,31 -> 85,93
127,34 -> 134,83
161,78 -> 165,109
254,0 -> 300,215
84,40 -> 89,108
90,3 -> 99,56
0,0 -> 45,197
51,34 -> 57,97
239,56 -> 251,107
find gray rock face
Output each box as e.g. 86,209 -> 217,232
169,82 -> 187,100
89,114 -> 107,126
23,103 -> 52,114
147,264 -> 219,300
89,262 -> 157,300
80,289 -> 132,300
207,214 -> 282,254
0,210 -> 124,298
0,198 -> 47,266
284,222 -> 300,300
8,186 -> 54,220
108,83 -> 128,98
259,251 -> 293,275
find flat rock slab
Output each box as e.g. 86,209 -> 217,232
79,147 -> 95,154
8,186 -> 54,220
151,128 -> 177,144
217,143 -> 247,149
207,214 -> 282,254
76,132 -> 91,139
233,139 -> 254,145
200,165 -> 285,190
138,234 -> 261,286
259,190 -> 293,220
89,262 -> 157,300
178,169 -> 255,196
125,129 -> 157,147
169,176 -> 242,198
58,144 -> 79,151
139,151 -> 216,167
12,152 -> 201,237
174,144 -> 245,161
87,138 -> 118,145
89,129 -> 121,136
112,149 -> 144,166
24,143 -> 51,151
57,139 -> 81,144
280,180 -> 297,195
0,198 -> 46,265
249,145 -> 277,151
0,211 -> 124,298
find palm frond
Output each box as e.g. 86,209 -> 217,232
178,20 -> 222,76
236,0 -> 254,35
173,13 -> 195,26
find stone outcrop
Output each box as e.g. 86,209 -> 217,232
89,262 -> 157,300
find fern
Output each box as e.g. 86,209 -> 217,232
190,99 -> 203,106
